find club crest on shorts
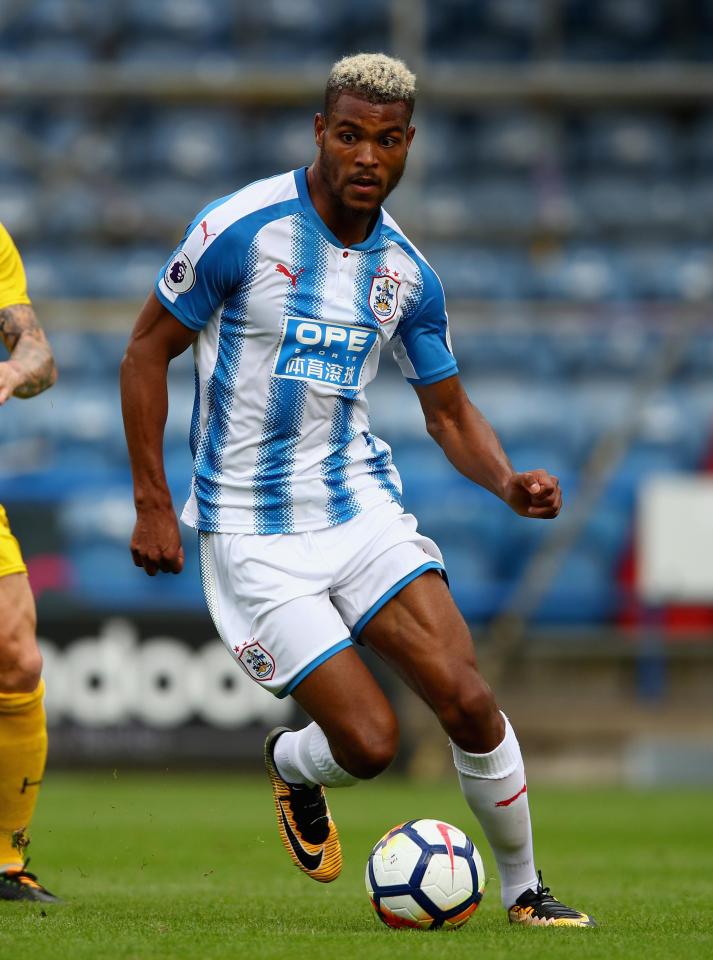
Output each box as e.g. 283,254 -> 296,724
164,252 -> 196,294
369,272 -> 400,323
237,641 -> 275,682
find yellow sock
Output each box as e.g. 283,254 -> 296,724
0,680 -> 47,871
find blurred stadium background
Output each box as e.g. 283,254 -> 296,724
1,0 -> 712,784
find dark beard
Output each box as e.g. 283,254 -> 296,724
318,143 -> 405,217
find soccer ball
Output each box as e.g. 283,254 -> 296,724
365,819 -> 485,930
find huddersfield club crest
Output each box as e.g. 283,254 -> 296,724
237,641 -> 275,682
369,271 -> 400,324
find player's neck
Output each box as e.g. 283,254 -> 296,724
305,164 -> 378,248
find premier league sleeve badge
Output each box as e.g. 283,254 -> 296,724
164,252 -> 196,295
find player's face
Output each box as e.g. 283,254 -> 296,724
314,94 -> 415,214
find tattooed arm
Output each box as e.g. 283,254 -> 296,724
0,303 -> 58,404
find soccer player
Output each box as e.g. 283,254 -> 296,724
121,54 -> 594,926
0,222 -> 59,902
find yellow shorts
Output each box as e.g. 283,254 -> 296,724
0,504 -> 27,578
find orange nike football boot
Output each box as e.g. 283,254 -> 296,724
264,727 -> 342,883
508,872 -> 596,927
0,860 -> 60,903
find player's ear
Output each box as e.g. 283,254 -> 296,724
406,124 -> 416,151
314,112 -> 326,147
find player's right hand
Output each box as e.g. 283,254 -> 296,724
130,508 -> 184,576
0,360 -> 23,404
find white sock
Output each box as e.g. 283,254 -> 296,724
451,713 -> 537,908
273,722 -> 358,788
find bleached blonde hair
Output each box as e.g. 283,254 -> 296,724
324,53 -> 417,118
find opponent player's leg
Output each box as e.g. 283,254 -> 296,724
266,645 -> 398,883
361,570 -> 594,926
0,571 -> 58,902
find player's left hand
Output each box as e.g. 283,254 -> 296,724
503,469 -> 562,519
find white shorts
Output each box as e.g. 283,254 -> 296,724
198,500 -> 444,698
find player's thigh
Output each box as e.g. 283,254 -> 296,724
360,570 -> 502,749
200,532 -> 398,771
360,569 -> 477,692
0,573 -> 42,691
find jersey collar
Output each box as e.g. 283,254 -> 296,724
294,167 -> 384,251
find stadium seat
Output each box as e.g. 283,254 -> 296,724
614,446 -> 685,495
1,39 -> 94,66
140,108 -> 245,181
116,39 -> 234,70
468,179 -> 541,233
471,111 -> 553,172
618,245 -> 713,301
579,505 -> 632,569
569,112 -> 678,174
0,115 -> 37,180
122,179 -> 226,241
685,178 -> 713,238
563,0 -> 670,61
121,0 -> 237,43
412,112 -> 478,180
535,546 -> 619,623
0,181 -> 41,238
247,108 -> 317,180
690,3 -> 713,59
530,245 -> 627,301
572,176 -> 688,235
44,183 -> 104,241
563,326 -> 656,377
678,335 -> 713,380
38,110 -> 125,180
57,490 -> 135,545
428,246 -> 530,299
689,112 -> 713,171
235,0 -> 382,62
22,248 -> 88,299
1,0 -> 111,47
427,0 -> 543,61
454,331 -> 561,380
70,542 -> 203,610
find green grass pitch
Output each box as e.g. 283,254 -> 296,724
1,771 -> 712,958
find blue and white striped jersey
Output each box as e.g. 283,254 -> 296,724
155,167 -> 458,534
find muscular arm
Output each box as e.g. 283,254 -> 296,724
0,303 -> 57,403
415,375 -> 562,519
120,292 -> 198,574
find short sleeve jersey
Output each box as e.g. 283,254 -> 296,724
155,168 -> 458,535
0,223 -> 32,310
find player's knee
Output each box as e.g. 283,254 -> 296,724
0,585 -> 39,692
339,713 -> 399,779
437,678 -> 499,751
0,645 -> 43,693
